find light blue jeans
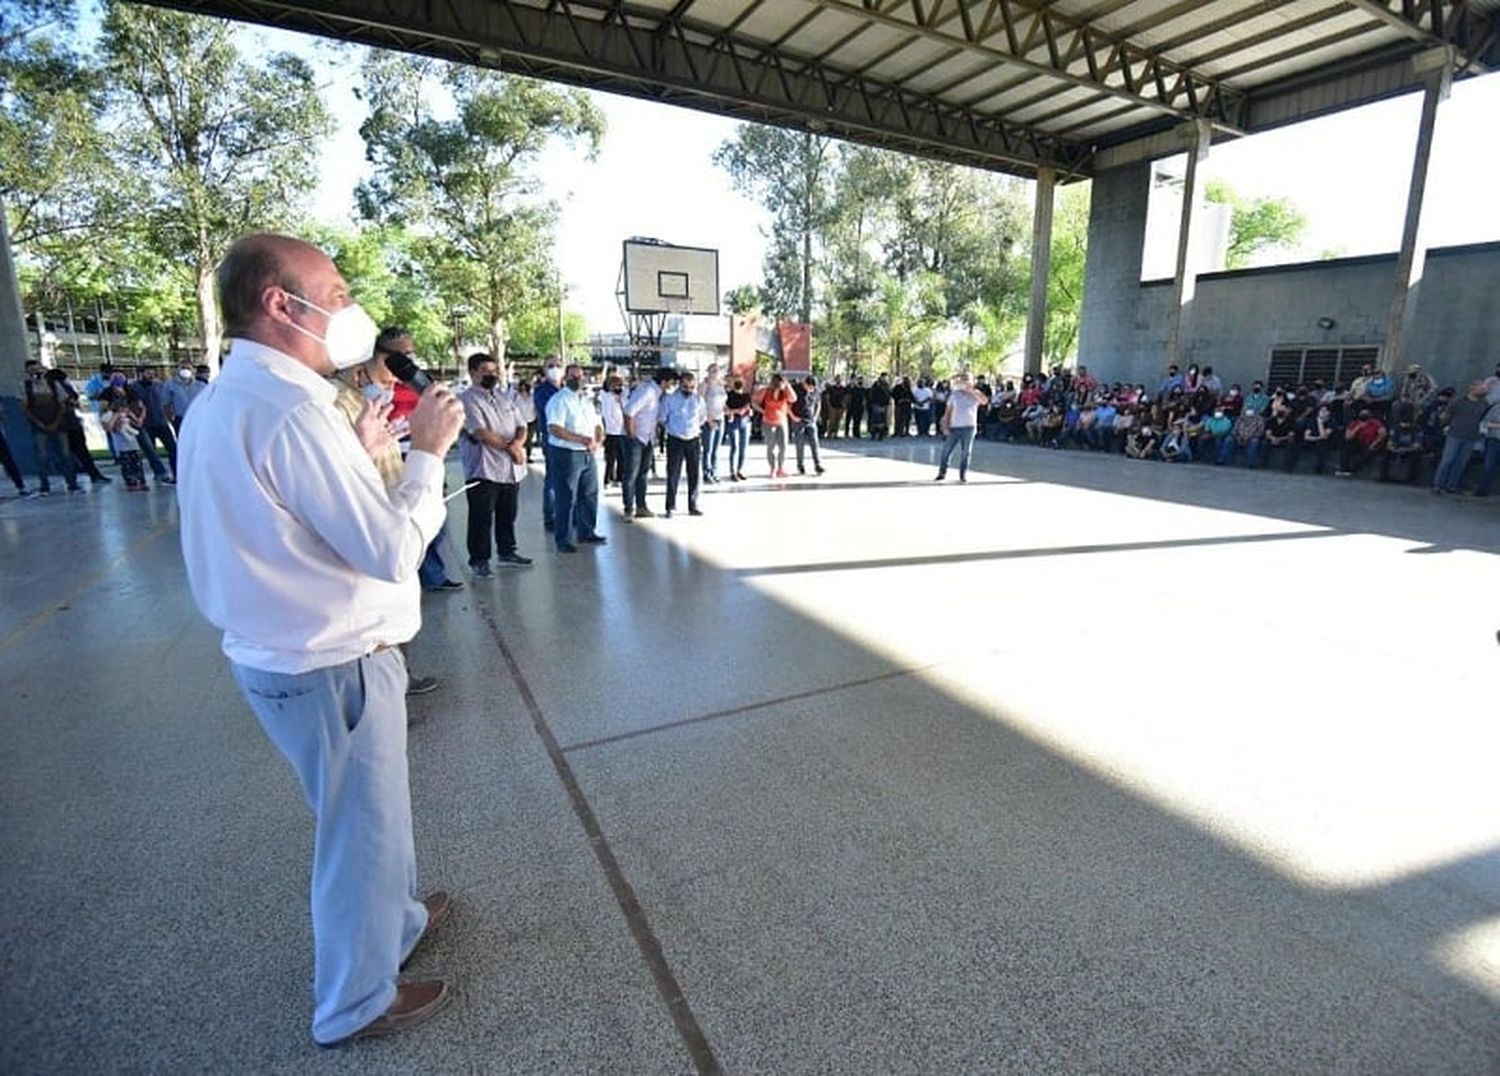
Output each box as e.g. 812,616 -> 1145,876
232,648 -> 427,1044
937,426 -> 977,477
700,422 -> 724,479
1433,434 -> 1478,492
725,417 -> 748,475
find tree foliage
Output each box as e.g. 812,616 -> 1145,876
358,55 -> 604,358
1044,183 -> 1090,367
99,2 -> 332,365
1204,178 -> 1307,269
713,127 -> 835,325
716,128 -> 1035,377
4,2 -> 333,367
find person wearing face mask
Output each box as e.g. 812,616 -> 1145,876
329,351 -> 444,699
459,352 -> 532,572
21,360 -> 83,495
699,364 -> 727,483
177,233 -> 467,1047
544,362 -> 607,551
534,358 -> 566,532
164,363 -> 207,431
599,374 -> 626,486
373,329 -> 462,593
658,369 -> 707,517
43,366 -> 112,486
131,366 -> 178,483
622,368 -> 672,517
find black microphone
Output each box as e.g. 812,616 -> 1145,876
385,352 -> 431,392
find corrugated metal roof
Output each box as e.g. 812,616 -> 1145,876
147,0 -> 1500,177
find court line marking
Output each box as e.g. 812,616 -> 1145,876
0,520 -> 176,655
561,659 -> 950,756
474,593 -> 723,1076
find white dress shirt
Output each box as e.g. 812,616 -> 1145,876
178,338 -> 447,674
545,387 -> 600,450
624,381 -> 662,445
600,389 -> 626,436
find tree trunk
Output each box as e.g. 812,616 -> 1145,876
196,262 -> 222,373
489,312 -> 506,366
800,134 -> 813,326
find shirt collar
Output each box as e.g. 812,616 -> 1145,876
224,337 -> 337,405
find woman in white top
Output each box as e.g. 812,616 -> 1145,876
699,365 -> 728,483
599,375 -> 626,485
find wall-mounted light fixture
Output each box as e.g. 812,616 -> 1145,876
1316,317 -> 1337,330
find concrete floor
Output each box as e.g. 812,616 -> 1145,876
2,437 -> 1498,1074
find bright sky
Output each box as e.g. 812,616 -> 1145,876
296,37 -> 1500,333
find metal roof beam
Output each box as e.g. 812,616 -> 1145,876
133,0 -> 1092,176
816,0 -> 1247,133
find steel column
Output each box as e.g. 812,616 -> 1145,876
1164,119 -> 1211,372
1380,55 -> 1452,374
1024,165 -> 1055,376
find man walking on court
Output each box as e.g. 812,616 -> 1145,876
177,233 -> 465,1047
793,375 -> 825,476
934,372 -> 989,483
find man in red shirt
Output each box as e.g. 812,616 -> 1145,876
1336,409 -> 1386,477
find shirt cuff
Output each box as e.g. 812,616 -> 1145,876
402,449 -> 446,492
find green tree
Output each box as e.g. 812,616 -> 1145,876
504,305 -> 588,360
315,223 -> 453,363
99,2 -> 332,366
358,55 -> 604,358
1204,178 -> 1307,269
714,127 -> 835,324
1043,182 -> 1090,367
724,284 -> 761,316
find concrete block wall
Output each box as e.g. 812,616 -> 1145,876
1078,161 -> 1500,392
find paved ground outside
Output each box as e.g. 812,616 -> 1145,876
2,436 -> 1498,1074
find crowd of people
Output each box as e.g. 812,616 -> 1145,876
41,230 -> 1495,1053
967,360 -> 1500,495
2,359 -> 209,497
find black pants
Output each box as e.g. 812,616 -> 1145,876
603,434 -> 624,484
1380,449 -> 1423,484
465,478 -> 519,564
67,424 -> 109,482
665,435 -> 700,512
1340,441 -> 1377,475
845,407 -> 864,438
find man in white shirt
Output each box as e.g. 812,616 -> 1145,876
659,368 -> 707,517
177,233 -> 465,1047
544,361 -> 607,552
622,368 -> 673,520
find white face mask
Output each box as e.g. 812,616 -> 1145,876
361,382 -> 394,407
178,367 -> 193,380
544,365 -> 563,385
285,293 -> 378,370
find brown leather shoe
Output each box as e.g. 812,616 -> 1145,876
321,980 -> 451,1046
400,890 -> 452,970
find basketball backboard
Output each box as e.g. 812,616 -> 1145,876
622,239 -> 720,316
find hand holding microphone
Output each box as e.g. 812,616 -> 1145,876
389,353 -> 463,457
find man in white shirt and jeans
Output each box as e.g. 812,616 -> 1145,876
177,233 -> 465,1047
